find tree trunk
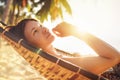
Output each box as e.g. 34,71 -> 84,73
0,0 -> 13,47
9,4 -> 16,25
2,0 -> 13,24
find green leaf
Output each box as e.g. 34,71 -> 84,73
60,0 -> 72,15
58,7 -> 63,19
36,0 -> 51,22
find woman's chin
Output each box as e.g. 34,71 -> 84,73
51,36 -> 55,42
47,37 -> 54,45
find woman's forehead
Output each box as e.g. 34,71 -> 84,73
25,21 -> 40,29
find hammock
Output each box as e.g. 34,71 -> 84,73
0,23 -> 108,80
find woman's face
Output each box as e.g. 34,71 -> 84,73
24,21 -> 55,48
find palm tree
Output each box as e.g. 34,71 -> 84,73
20,0 -> 72,23
34,0 -> 72,22
0,0 -> 72,24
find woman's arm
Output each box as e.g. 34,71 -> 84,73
75,32 -> 120,61
71,32 -> 120,74
53,22 -> 120,74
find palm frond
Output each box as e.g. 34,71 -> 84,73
60,0 -> 72,15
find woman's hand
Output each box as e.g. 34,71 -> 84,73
52,22 -> 78,37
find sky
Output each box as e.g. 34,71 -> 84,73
68,0 -> 120,48
48,0 -> 120,55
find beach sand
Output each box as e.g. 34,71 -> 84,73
0,40 -> 46,80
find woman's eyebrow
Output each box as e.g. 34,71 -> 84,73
40,25 -> 42,27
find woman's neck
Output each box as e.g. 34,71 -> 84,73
42,45 -> 57,55
42,45 -> 62,58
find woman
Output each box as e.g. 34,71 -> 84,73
9,18 -> 120,75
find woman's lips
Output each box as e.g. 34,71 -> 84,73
46,32 -> 51,39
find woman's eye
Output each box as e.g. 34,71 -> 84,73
33,30 -> 38,35
34,30 -> 37,32
34,30 -> 38,33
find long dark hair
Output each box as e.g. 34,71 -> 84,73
9,18 -> 37,40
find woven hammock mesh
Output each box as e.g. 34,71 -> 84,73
0,25 -> 108,80
1,33 -> 90,80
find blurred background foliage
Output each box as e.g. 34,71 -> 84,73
0,0 -> 72,25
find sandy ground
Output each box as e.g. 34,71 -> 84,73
0,40 -> 46,80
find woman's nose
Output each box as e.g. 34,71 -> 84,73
42,27 -> 49,33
